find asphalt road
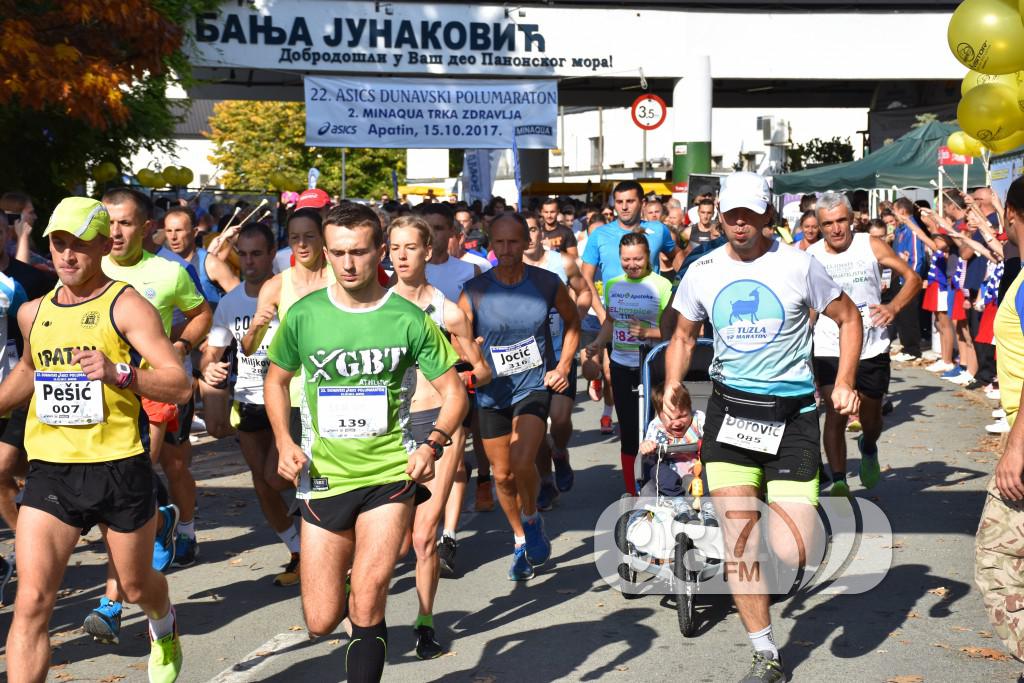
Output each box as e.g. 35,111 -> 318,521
0,362 -> 1019,682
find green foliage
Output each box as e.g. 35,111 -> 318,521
0,0 -> 220,221
207,101 -> 406,198
786,136 -> 855,171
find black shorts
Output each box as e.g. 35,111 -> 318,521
299,481 -> 430,532
463,390 -> 476,429
477,390 -> 551,439
288,407 -> 302,444
554,360 -> 579,400
0,407 -> 27,451
21,454 -> 156,533
813,352 -> 891,400
164,397 -> 195,446
409,407 -> 441,444
701,385 -> 820,485
236,401 -> 271,433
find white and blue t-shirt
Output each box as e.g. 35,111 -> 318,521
673,240 -> 841,397
0,271 -> 28,381
582,220 -> 676,281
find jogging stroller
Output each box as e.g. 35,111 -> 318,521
614,340 -> 726,637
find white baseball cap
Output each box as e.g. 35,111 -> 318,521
718,172 -> 772,214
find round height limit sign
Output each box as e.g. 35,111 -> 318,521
631,94 -> 667,130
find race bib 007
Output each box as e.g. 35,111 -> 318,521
34,372 -> 104,426
490,337 -> 543,377
317,385 -> 388,439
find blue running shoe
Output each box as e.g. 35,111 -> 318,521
537,482 -> 559,512
508,544 -> 534,581
152,504 -> 180,572
940,366 -> 963,380
553,453 -> 575,493
523,514 -> 551,566
173,534 -> 199,567
83,597 -> 122,644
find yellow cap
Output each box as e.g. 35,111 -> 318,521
43,197 -> 110,241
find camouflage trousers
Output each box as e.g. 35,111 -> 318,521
975,474 -> 1024,662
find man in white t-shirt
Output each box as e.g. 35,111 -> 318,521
663,172 -> 862,683
200,223 -> 301,587
808,191 -> 921,497
416,203 -> 480,301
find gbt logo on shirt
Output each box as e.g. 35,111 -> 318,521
711,280 -> 785,353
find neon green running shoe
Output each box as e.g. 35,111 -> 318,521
149,627 -> 183,683
829,479 -> 851,498
858,435 -> 881,489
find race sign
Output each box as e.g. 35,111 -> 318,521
305,76 -> 557,149
631,93 -> 667,131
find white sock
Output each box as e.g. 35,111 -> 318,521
513,534 -> 526,546
442,529 -> 456,541
602,404 -> 613,418
149,605 -> 176,640
748,625 -> 778,659
277,525 -> 300,554
176,519 -> 195,539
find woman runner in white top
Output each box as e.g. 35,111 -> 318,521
387,215 -> 491,660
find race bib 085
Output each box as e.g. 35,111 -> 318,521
716,413 -> 784,455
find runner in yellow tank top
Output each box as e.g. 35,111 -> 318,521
0,198 -> 191,683
242,208 -> 334,443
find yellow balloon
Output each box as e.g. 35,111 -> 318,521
957,83 -> 1024,142
948,0 -> 1024,75
269,172 -> 285,190
987,129 -> 1024,152
177,167 -> 194,186
135,169 -> 155,187
961,69 -> 1023,96
151,171 -> 167,188
948,131 -> 977,155
163,166 -> 179,185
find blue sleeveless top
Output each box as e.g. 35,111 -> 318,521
464,265 -> 561,409
196,248 -> 223,306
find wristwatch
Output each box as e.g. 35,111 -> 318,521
423,439 -> 444,461
115,363 -> 134,389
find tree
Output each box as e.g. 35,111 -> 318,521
207,101 -> 406,199
0,1 -> 219,215
786,136 -> 855,171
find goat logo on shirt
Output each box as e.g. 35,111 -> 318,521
711,280 -> 784,353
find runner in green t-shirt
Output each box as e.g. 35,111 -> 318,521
265,204 -> 467,683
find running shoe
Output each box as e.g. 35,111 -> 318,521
148,621 -> 183,683
987,388 -> 1002,401
474,481 -> 495,512
537,481 -> 559,512
699,499 -> 719,527
508,544 -> 534,581
600,415 -> 614,435
173,535 -> 199,567
858,435 -> 881,489
829,480 -> 851,498
414,625 -> 445,660
940,366 -> 964,381
950,372 -> 976,386
922,350 -> 942,361
273,552 -> 300,586
994,408 -> 1007,419
523,514 -> 551,566
926,360 -> 955,373
845,416 -> 862,432
987,419 -> 1011,434
152,504 -> 180,573
437,535 -> 457,577
891,352 -> 918,362
0,555 -> 12,605
882,399 -> 894,416
588,378 -> 603,402
739,651 -> 785,683
83,597 -> 122,644
553,452 -> 575,492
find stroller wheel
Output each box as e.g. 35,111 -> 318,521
615,513 -> 643,600
675,534 -> 698,636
